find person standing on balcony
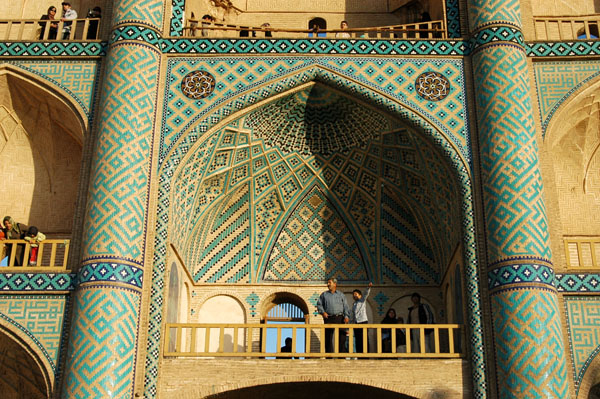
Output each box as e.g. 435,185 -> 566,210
2,216 -> 27,266
317,277 -> 350,354
335,21 -> 351,38
39,6 -> 59,40
350,282 -> 372,354
60,2 -> 78,40
86,7 -> 101,40
407,292 -> 435,353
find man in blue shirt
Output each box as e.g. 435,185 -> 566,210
317,277 -> 350,353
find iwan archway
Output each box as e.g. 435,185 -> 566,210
151,66 -> 483,398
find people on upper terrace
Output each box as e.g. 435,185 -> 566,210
39,6 -> 59,40
316,277 -> 350,354
86,6 -> 102,40
261,23 -> 272,38
2,216 -> 27,266
407,292 -> 435,353
61,2 -> 78,40
577,24 -> 599,39
0,230 -> 7,266
381,308 -> 406,353
24,226 -> 46,266
351,282 -> 372,354
201,14 -> 215,37
335,20 -> 351,38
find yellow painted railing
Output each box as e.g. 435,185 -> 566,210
534,15 -> 600,40
565,236 -> 600,269
0,239 -> 70,272
182,20 -> 446,39
0,18 -> 101,41
164,323 -> 462,358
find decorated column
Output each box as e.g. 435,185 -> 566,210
62,1 -> 163,398
468,1 -> 569,398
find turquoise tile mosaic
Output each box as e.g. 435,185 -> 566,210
0,295 -> 67,371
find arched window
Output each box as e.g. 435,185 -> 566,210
262,293 -> 309,357
308,17 -> 327,37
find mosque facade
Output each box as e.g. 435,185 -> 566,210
0,0 -> 600,398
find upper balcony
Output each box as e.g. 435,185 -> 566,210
533,14 -> 600,41
0,18 -> 101,41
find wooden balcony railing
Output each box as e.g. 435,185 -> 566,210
565,236 -> 600,269
182,20 -> 447,39
0,18 -> 101,41
534,15 -> 600,41
164,323 -> 462,358
0,239 -> 70,272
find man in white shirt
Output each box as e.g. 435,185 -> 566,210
61,2 -> 78,39
351,282 -> 372,354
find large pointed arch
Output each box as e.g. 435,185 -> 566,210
149,64 -> 485,397
0,318 -> 53,399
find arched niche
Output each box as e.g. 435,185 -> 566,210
0,322 -> 52,399
544,78 -> 600,237
0,67 -> 84,234
197,295 -> 246,352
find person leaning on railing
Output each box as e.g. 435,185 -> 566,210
24,226 -> 46,266
39,6 -> 59,40
2,216 -> 27,266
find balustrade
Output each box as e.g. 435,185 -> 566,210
164,322 -> 462,359
0,239 -> 70,272
0,18 -> 101,41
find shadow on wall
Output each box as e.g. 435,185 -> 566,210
0,71 -> 83,234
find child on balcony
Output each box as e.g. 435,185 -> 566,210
24,226 -> 46,266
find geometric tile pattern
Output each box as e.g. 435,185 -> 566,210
245,83 -> 390,156
381,188 -> 437,285
172,116 -> 459,285
373,291 -> 390,316
4,60 -> 99,117
78,262 -> 144,290
467,0 -> 522,31
113,0 -> 163,29
110,25 -> 162,49
473,45 -> 551,261
0,41 -> 106,57
264,185 -> 368,282
148,57 -> 482,399
470,26 -> 524,52
82,44 -> 160,263
190,184 -> 251,283
491,289 -> 569,399
0,295 -> 67,370
415,71 -> 451,101
161,57 -> 469,163
556,274 -> 600,292
527,41 -> 600,57
533,60 -> 600,136
161,38 -> 468,56
0,273 -> 75,291
488,262 -> 555,290
565,297 -> 600,395
169,0 -> 185,36
63,287 -> 140,399
445,0 -> 462,38
245,292 -> 259,317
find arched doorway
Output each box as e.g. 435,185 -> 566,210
205,381 -> 416,399
0,327 -> 51,399
262,293 -> 308,357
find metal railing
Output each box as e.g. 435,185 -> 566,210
534,15 -> 600,41
182,20 -> 447,39
164,322 -> 462,358
0,18 -> 101,41
0,239 -> 70,272
565,236 -> 600,269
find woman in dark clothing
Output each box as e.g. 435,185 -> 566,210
2,216 -> 27,266
39,6 -> 59,40
381,308 -> 406,353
